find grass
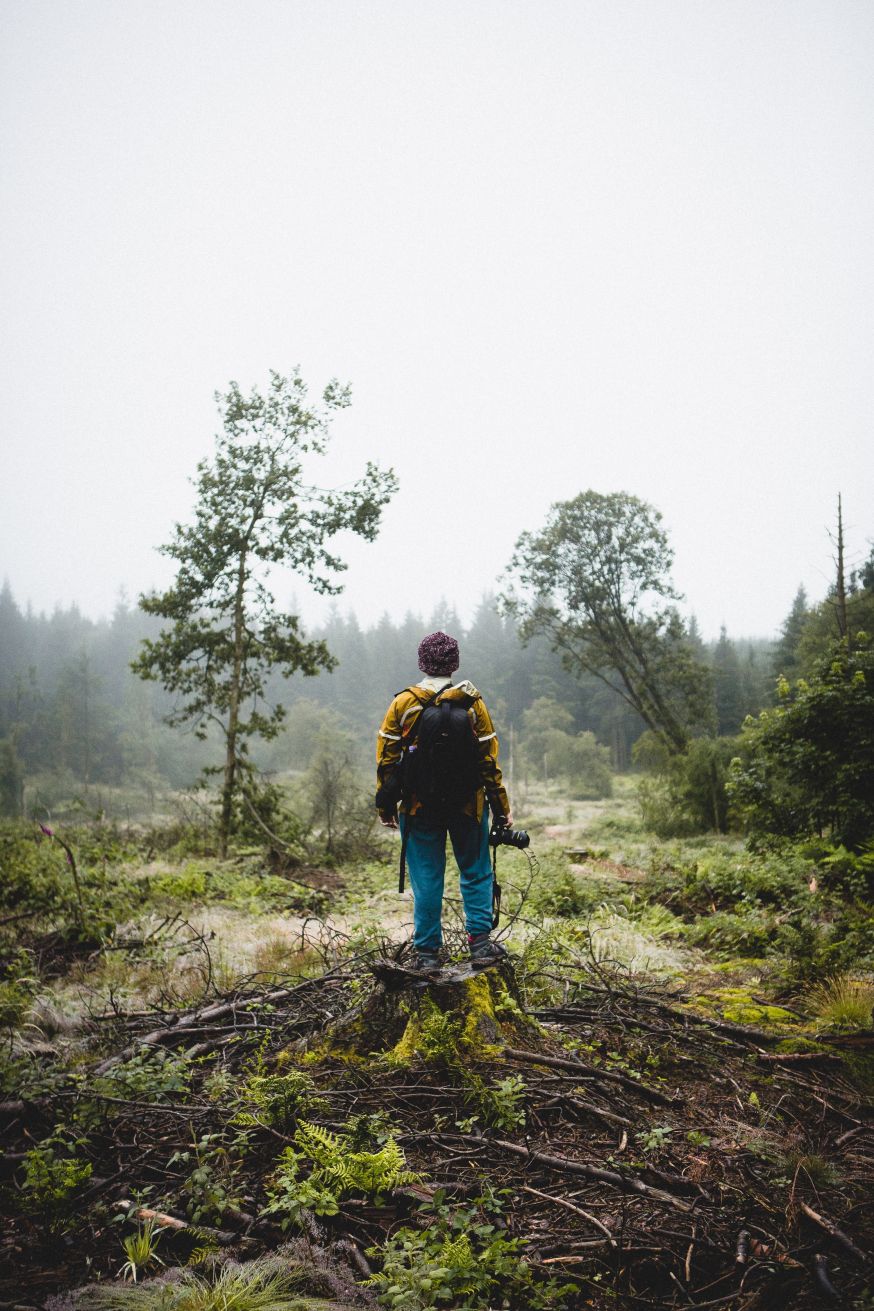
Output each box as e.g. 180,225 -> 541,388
805,973 -> 874,1029
75,1256 -> 338,1310
5,782 -> 870,1124
19,786 -> 752,1026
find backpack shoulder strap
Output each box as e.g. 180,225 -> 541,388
395,683 -> 452,701
394,685 -> 450,734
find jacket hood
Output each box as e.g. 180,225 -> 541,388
435,679 -> 479,703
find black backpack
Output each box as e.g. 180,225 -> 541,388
401,688 -> 483,820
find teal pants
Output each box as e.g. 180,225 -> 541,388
400,810 -> 493,950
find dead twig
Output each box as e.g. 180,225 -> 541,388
521,1185 -> 617,1245
812,1252 -> 843,1302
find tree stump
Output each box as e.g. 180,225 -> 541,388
298,959 -> 536,1067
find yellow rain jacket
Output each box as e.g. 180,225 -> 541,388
376,678 -> 510,822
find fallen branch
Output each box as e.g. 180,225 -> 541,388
757,1051 -> 843,1066
539,990 -> 784,1046
115,1199 -> 238,1247
539,1245 -> 613,1261
553,1092 -> 632,1129
504,1045 -> 676,1106
486,1136 -> 694,1212
835,1125 -> 868,1146
800,1202 -> 868,1264
93,974 -> 348,1073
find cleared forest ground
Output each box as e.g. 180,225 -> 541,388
1,784 -> 871,1310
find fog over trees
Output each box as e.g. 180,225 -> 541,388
0,571 -> 803,815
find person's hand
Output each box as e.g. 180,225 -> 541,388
379,811 -> 399,829
504,813 -> 513,827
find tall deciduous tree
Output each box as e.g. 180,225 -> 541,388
133,371 -> 397,855
502,490 -> 712,754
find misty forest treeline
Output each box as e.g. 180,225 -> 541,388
2,466 -> 871,828
0,572 -> 822,814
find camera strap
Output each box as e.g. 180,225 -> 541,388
491,839 -> 502,929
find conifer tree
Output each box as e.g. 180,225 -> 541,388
773,585 -> 809,679
712,626 -> 744,735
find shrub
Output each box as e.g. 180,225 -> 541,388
96,1048 -> 191,1104
519,700 -> 613,798
636,735 -> 738,837
0,820 -> 139,942
463,1073 -> 527,1131
729,636 -> 874,849
168,1131 -> 247,1224
20,1134 -> 93,1227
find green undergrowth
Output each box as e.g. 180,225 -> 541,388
641,839 -> 874,984
366,1188 -> 574,1310
0,821 -> 142,945
18,1133 -> 93,1229
543,798 -> 874,993
145,858 -> 325,915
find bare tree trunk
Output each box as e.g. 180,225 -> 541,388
836,493 -> 849,644
710,759 -> 722,834
82,659 -> 91,787
219,553 -> 247,858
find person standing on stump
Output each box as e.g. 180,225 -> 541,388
375,630 -> 513,971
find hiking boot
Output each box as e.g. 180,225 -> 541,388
408,948 -> 441,973
468,933 -> 508,965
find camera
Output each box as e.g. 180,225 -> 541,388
489,822 -> 530,849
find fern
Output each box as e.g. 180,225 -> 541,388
262,1119 -> 420,1229
295,1121 -> 419,1193
233,1069 -> 327,1130
186,1242 -> 220,1263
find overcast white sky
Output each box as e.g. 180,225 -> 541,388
1,0 -> 872,641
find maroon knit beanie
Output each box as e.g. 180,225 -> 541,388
417,631 -> 460,676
